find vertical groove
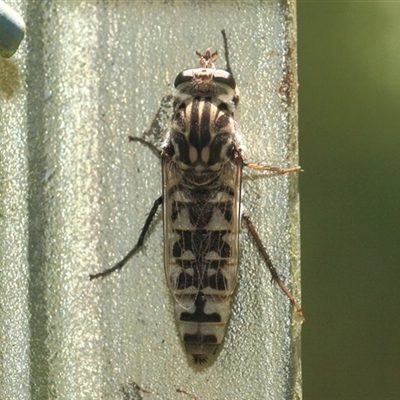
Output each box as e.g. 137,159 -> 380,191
25,2 -> 50,398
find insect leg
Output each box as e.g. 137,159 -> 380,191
128,136 -> 161,158
244,162 -> 301,174
89,196 -> 163,280
242,210 -> 305,323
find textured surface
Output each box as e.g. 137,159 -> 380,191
0,1 -> 301,399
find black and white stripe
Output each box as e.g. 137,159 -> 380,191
162,54 -> 243,363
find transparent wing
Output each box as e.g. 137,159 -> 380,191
162,160 -> 242,309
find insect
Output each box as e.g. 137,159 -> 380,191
90,31 -> 303,364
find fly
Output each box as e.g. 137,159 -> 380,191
90,30 -> 303,364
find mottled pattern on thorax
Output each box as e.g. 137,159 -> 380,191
168,96 -> 236,185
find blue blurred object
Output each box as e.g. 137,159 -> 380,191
0,0 -> 25,58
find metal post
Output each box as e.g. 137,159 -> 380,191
0,1 -> 301,398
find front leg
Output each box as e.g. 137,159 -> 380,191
244,162 -> 300,174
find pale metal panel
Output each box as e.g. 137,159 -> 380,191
0,1 -> 301,399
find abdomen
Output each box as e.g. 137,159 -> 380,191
163,162 -> 241,363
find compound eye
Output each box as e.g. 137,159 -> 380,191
213,69 -> 236,90
174,70 -> 194,88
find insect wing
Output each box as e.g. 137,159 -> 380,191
162,160 -> 242,310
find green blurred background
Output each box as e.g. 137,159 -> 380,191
297,2 -> 400,399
